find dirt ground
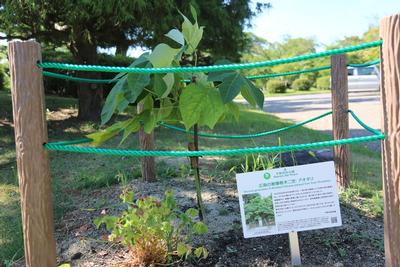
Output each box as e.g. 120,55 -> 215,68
54,175 -> 384,267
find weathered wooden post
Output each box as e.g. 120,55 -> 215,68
331,54 -> 350,188
8,40 -> 57,267
380,14 -> 400,267
137,103 -> 156,182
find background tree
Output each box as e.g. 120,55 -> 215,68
0,0 -> 269,120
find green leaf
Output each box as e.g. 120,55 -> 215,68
125,72 -> 150,102
120,191 -> 134,203
157,98 -> 174,120
193,222 -> 208,235
177,243 -> 190,257
162,73 -> 175,97
180,12 -> 204,54
87,120 -> 131,146
144,114 -> 157,134
141,94 -> 153,111
225,102 -> 240,122
93,217 -> 103,229
120,117 -> 141,144
153,74 -> 167,97
185,208 -> 199,217
165,29 -> 185,46
240,79 -> 264,109
194,247 -> 202,258
141,110 -> 158,134
179,83 -> 224,129
112,52 -> 150,81
149,43 -> 180,67
207,60 -> 234,82
103,216 -> 117,231
198,88 -> 224,129
218,72 -> 245,103
190,5 -> 198,21
101,76 -> 128,125
202,247 -> 209,259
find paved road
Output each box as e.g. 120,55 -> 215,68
263,92 -> 382,151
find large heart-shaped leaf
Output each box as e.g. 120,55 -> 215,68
218,72 -> 245,103
179,83 -> 224,129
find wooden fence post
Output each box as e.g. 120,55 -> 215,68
379,14 -> 400,267
331,54 -> 350,188
137,103 -> 156,182
8,40 -> 57,267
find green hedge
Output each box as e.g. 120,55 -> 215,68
291,78 -> 312,91
42,49 -> 134,97
267,80 -> 287,93
316,76 -> 331,90
0,65 -> 4,90
0,63 -> 10,91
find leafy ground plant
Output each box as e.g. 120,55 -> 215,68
94,190 -> 208,266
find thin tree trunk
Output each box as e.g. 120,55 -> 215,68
188,124 -> 206,221
137,103 -> 156,182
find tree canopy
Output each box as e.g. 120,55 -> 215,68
0,0 -> 270,120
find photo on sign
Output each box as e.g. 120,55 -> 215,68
243,192 -> 275,230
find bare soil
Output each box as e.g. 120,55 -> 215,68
55,176 -> 384,267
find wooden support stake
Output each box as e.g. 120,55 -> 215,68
289,231 -> 302,266
379,14 -> 400,267
331,54 -> 350,188
137,103 -> 156,182
8,40 -> 57,267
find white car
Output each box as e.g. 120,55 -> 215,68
347,66 -> 380,91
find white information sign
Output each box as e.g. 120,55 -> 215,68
236,161 -> 342,238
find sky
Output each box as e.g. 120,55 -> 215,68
251,0 -> 400,45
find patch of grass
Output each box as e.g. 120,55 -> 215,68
0,184 -> 23,263
0,91 -> 383,263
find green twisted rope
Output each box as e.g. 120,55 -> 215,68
38,40 -> 382,74
42,59 -> 381,84
246,66 -> 332,80
44,110 -> 384,157
348,59 -> 381,68
42,71 -> 115,84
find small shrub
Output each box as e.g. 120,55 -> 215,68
267,80 -> 287,93
316,76 -> 331,90
292,78 -> 312,91
94,190 -> 208,266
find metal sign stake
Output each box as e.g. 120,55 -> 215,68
289,231 -> 302,266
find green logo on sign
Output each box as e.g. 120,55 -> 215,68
263,172 -> 271,180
